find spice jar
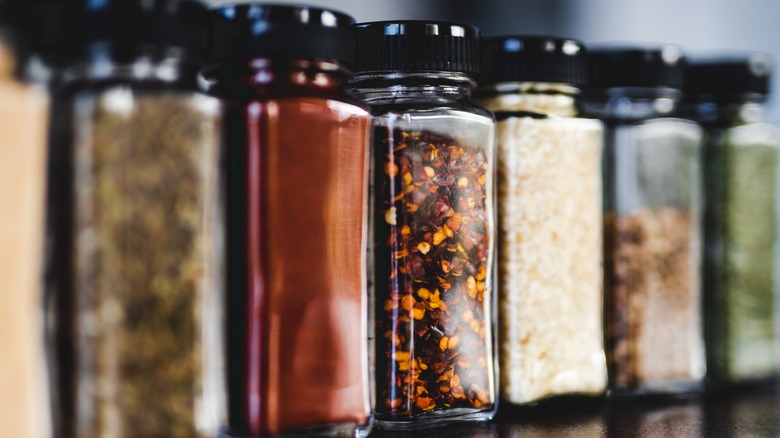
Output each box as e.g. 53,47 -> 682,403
475,36 -> 607,405
0,2 -> 51,437
349,21 -> 498,428
680,55 -> 780,384
46,1 -> 224,437
583,46 -> 706,395
205,4 -> 371,437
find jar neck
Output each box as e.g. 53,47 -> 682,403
204,58 -> 352,99
476,82 -> 579,117
581,87 -> 681,121
678,99 -> 766,125
348,71 -> 475,106
61,43 -> 201,90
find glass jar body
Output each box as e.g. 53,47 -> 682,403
0,37 -> 52,438
690,102 -> 780,383
477,82 -> 607,405
214,59 -> 372,437
352,72 -> 498,428
47,51 -> 225,438
596,93 -> 706,393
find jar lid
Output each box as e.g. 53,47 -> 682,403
588,45 -> 686,90
685,53 -> 771,101
353,20 -> 481,77
481,36 -> 587,86
69,0 -> 208,53
207,3 -> 356,67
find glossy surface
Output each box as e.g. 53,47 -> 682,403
371,381 -> 780,437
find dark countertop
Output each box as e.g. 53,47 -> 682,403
372,380 -> 780,437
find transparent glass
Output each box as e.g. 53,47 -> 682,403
682,100 -> 780,383
586,89 -> 706,394
476,82 -> 607,405
350,72 -> 498,429
210,59 -> 371,437
47,50 -> 225,437
0,38 -> 52,438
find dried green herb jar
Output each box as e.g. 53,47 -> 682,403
681,54 -> 780,384
46,1 -> 224,436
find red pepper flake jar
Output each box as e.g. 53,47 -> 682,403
349,21 -> 498,429
205,4 -> 371,437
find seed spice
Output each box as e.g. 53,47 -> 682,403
605,207 -> 705,391
70,90 -> 220,437
374,128 -> 495,418
491,115 -> 607,404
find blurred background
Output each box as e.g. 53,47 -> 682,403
209,0 -> 780,122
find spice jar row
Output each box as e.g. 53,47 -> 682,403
1,0 -> 779,437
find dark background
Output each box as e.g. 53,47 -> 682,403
210,0 -> 780,122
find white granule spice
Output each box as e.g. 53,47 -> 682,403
496,115 -> 607,404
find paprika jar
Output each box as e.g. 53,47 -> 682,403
46,1 -> 224,436
475,36 -> 607,405
681,54 -> 780,384
349,21 -> 498,428
582,46 -> 706,395
204,4 -> 371,437
0,1 -> 51,436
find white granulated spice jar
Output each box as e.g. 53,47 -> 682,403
476,36 -> 607,405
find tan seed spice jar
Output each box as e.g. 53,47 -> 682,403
584,46 -> 706,394
0,32 -> 52,438
477,36 -> 607,404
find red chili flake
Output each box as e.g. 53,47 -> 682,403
373,128 -> 494,419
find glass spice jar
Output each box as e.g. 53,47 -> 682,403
46,1 -> 224,437
204,4 -> 371,437
475,36 -> 607,405
349,21 -> 498,428
582,46 -> 706,395
0,2 -> 52,437
680,54 -> 780,384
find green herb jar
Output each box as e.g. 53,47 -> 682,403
682,54 -> 780,383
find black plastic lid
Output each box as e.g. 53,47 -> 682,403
685,54 -> 771,101
68,0 -> 208,54
353,20 -> 481,77
588,45 -> 686,90
207,3 -> 356,67
481,36 -> 587,86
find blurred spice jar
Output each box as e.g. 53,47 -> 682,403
681,55 -> 780,384
583,46 -> 706,394
205,4 -> 371,437
0,1 -> 51,437
46,1 -> 224,436
349,20 -> 498,429
475,36 -> 607,405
